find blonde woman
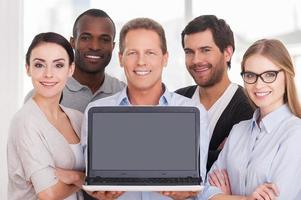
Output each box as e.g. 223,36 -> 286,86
201,39 -> 301,200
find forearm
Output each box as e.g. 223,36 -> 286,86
55,168 -> 85,187
38,180 -> 80,200
210,194 -> 246,200
68,171 -> 85,187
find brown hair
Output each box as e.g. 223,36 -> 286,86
119,18 -> 167,54
241,39 -> 301,117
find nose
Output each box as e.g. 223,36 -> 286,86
254,76 -> 265,88
137,54 -> 146,66
89,38 -> 101,51
44,66 -> 53,78
191,51 -> 203,64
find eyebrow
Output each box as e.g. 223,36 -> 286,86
33,58 -> 46,62
53,58 -> 66,62
80,32 -> 112,38
184,46 -> 212,51
32,58 -> 65,62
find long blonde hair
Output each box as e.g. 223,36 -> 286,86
241,39 -> 301,118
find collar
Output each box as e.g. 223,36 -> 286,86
65,74 -> 114,94
251,104 -> 292,134
116,84 -> 171,106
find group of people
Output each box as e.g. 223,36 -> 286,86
6,8 -> 301,200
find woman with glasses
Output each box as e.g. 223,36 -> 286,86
200,39 -> 301,200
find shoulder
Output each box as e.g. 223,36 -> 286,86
170,92 -> 197,105
226,85 -> 254,115
9,100 -> 43,140
175,85 -> 197,98
285,116 -> 301,137
85,91 -> 121,112
232,85 -> 250,104
170,92 -> 207,117
230,118 -> 253,136
105,74 -> 126,90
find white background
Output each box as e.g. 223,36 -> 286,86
1,0 -> 301,199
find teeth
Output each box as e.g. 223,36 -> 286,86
135,70 -> 150,76
255,92 -> 270,97
86,55 -> 101,59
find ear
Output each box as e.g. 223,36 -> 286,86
118,52 -> 124,68
112,41 -> 116,50
162,52 -> 169,68
25,64 -> 31,77
70,37 -> 75,49
68,62 -> 75,77
224,46 -> 234,63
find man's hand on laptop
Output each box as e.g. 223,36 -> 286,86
86,191 -> 124,200
160,191 -> 199,200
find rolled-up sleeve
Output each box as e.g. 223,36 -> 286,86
16,123 -> 58,193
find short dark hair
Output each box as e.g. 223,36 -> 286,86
119,18 -> 167,54
25,32 -> 74,65
72,9 -> 116,39
181,15 -> 234,68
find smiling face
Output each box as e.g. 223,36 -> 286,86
183,29 -> 232,88
119,29 -> 168,92
244,54 -> 285,117
71,15 -> 115,74
26,42 -> 74,100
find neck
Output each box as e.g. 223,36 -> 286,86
73,67 -> 105,94
127,84 -> 164,105
32,94 -> 62,120
199,75 -> 231,110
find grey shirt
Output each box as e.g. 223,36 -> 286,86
7,99 -> 83,200
24,73 -> 126,113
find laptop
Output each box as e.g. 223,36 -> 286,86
83,106 -> 203,192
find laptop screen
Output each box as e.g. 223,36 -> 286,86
88,106 -> 200,177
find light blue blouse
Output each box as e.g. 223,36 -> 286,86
201,104 -> 301,200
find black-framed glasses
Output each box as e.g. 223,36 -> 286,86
240,69 -> 283,84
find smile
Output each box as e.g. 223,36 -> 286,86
255,91 -> 271,97
134,69 -> 151,76
40,82 -> 57,86
84,54 -> 104,60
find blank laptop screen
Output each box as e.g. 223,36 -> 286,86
90,108 -> 198,172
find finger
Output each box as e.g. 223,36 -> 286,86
265,183 -> 280,196
256,186 -> 273,200
221,169 -> 230,186
208,171 -> 221,187
208,176 -> 214,185
160,191 -> 171,196
213,169 -> 225,186
252,191 -> 264,200
262,187 -> 276,200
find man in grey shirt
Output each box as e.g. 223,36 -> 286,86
25,9 -> 125,112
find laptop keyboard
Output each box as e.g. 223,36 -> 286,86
88,177 -> 201,185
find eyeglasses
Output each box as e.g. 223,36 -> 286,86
240,69 -> 283,84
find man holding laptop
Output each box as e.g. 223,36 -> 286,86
81,18 -> 209,200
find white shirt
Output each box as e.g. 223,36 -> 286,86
192,83 -> 238,139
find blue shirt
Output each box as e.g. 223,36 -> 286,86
81,86 -> 210,200
201,104 -> 301,200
